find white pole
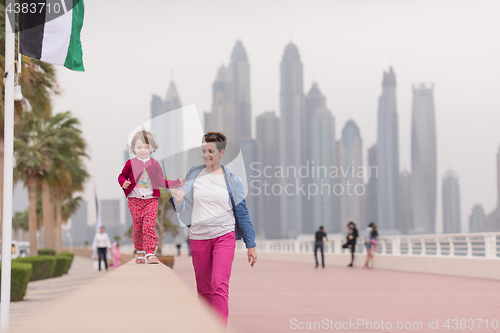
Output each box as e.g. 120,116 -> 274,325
1,1 -> 16,331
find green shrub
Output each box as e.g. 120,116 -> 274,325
0,262 -> 32,301
53,256 -> 70,277
14,256 -> 56,281
38,248 -> 56,256
58,253 -> 73,274
61,251 -> 74,270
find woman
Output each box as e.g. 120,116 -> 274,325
363,222 -> 376,269
92,226 -> 111,271
169,131 -> 257,326
342,221 -> 358,267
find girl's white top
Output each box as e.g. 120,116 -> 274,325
189,168 -> 235,240
92,232 -> 111,249
128,157 -> 154,199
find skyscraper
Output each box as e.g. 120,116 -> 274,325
411,83 -> 437,234
151,95 -> 163,119
339,120 -> 364,234
487,144 -> 500,231
204,111 -> 212,133
280,42 -> 305,238
306,82 -> 327,155
240,138 -> 259,235
304,82 -> 330,234
151,80 -> 184,178
442,169 -> 461,233
210,65 -> 234,141
469,204 -> 487,232
230,40 -> 251,145
399,170 -> 413,234
209,40 -> 251,147
311,106 -> 338,233
364,144 -> 378,231
377,67 -> 400,233
256,112 -> 281,239
62,201 -> 88,247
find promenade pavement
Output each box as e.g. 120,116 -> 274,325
10,256 -> 227,333
174,252 -> 500,333
10,256 -> 102,329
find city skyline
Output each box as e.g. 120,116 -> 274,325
51,1 -> 500,235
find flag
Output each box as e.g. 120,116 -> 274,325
19,0 -> 85,71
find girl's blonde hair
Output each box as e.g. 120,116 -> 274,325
128,130 -> 159,155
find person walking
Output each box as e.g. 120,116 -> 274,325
92,226 -> 111,271
170,131 -> 257,327
342,221 -> 359,267
314,226 -> 328,268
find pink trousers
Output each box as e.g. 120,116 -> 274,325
189,231 -> 236,326
128,197 -> 158,255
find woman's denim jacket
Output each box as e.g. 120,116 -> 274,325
169,165 -> 256,249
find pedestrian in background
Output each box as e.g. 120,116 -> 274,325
92,226 -> 111,271
342,222 -> 358,267
370,223 -> 379,253
314,226 -> 329,268
363,222 -> 376,269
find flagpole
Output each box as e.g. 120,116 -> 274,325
1,0 -> 16,331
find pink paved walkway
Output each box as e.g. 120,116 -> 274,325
174,253 -> 500,333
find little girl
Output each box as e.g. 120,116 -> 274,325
118,130 -> 185,264
112,242 -> 121,269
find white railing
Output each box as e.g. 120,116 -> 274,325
233,232 -> 500,259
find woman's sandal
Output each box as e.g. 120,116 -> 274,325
145,253 -> 159,264
135,251 -> 145,264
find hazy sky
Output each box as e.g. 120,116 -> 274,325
52,0 -> 500,233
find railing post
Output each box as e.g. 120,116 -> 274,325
466,236 -> 472,257
448,237 -> 454,257
484,234 -> 495,258
435,238 -> 441,256
334,239 -> 342,254
392,238 -> 400,255
381,239 -> 386,255
295,240 -> 301,254
420,238 -> 426,256
407,238 -> 412,256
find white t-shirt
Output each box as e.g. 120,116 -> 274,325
128,157 -> 154,199
92,232 -> 111,249
190,169 -> 235,240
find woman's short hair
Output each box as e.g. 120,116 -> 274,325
129,130 -> 159,155
202,131 -> 227,151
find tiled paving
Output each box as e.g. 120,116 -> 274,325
10,256 -> 103,329
174,253 -> 500,333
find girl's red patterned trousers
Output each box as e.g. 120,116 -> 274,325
127,197 -> 159,255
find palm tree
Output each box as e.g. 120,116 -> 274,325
0,6 -> 59,233
14,113 -> 53,255
52,159 -> 88,252
41,112 -> 88,251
